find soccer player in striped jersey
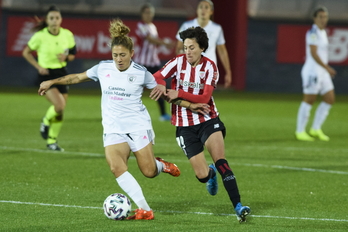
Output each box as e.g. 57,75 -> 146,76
133,3 -> 174,121
150,26 -> 251,222
175,0 -> 232,88
23,5 -> 76,151
38,19 -> 208,220
295,6 -> 336,141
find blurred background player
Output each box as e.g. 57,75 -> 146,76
22,5 -> 76,151
133,3 -> 174,121
175,0 -> 232,88
150,26 -> 251,223
295,6 -> 336,142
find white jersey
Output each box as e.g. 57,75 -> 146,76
176,18 -> 225,64
302,24 -> 329,74
86,60 -> 157,134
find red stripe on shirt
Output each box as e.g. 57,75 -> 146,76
157,54 -> 220,126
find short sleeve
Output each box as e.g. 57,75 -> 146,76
144,71 -> 157,89
27,32 -> 41,51
159,56 -> 179,79
307,30 -> 319,46
66,29 -> 76,49
86,64 -> 99,82
206,61 -> 219,88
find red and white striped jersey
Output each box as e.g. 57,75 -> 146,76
133,21 -> 161,67
154,54 -> 220,127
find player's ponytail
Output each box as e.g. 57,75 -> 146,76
109,19 -> 133,52
32,5 -> 61,32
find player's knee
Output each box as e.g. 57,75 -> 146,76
196,170 -> 212,183
304,99 -> 315,105
324,99 -> 335,105
110,165 -> 127,178
196,175 -> 210,183
141,168 -> 157,178
196,167 -> 215,183
54,102 -> 66,115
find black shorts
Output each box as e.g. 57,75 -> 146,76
175,117 -> 226,159
37,67 -> 69,94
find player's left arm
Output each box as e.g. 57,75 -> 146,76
66,45 -> 77,62
166,84 -> 214,104
150,70 -> 167,101
171,99 -> 210,115
57,31 -> 77,63
309,45 -> 336,77
58,46 -> 76,63
150,61 -> 177,101
216,44 -> 232,88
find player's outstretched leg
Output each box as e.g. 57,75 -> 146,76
234,203 -> 251,223
215,159 -> 251,222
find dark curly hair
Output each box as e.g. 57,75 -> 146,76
179,26 -> 209,52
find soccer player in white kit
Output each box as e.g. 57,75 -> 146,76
150,26 -> 251,223
295,6 -> 336,141
37,19 -> 198,220
175,0 -> 232,88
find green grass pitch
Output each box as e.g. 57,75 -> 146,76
1,87 -> 347,231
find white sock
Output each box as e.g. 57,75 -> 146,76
155,159 -> 164,176
296,101 -> 312,133
312,102 -> 332,130
116,171 -> 151,211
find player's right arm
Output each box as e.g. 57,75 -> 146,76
175,23 -> 186,54
38,72 -> 91,95
22,46 -> 48,75
175,40 -> 184,55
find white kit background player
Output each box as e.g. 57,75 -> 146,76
175,0 -> 232,88
37,19 -> 185,220
295,6 -> 337,142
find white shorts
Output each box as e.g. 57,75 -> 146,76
301,70 -> 334,95
103,130 -> 155,152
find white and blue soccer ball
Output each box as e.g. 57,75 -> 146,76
103,193 -> 132,220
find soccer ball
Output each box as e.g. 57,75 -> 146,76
103,193 -> 132,220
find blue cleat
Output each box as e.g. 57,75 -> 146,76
206,164 -> 218,195
234,202 -> 251,223
159,114 -> 171,121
